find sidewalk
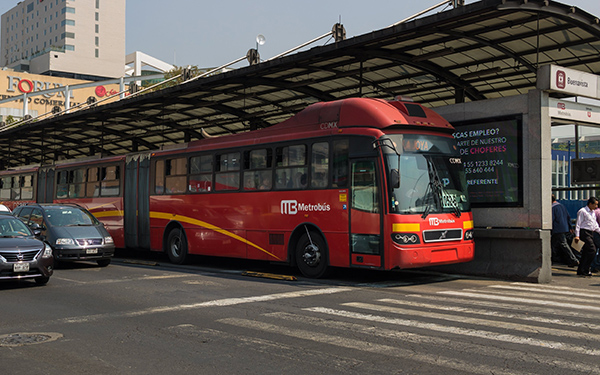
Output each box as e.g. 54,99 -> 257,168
550,264 -> 600,288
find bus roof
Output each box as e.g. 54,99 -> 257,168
186,98 -> 453,151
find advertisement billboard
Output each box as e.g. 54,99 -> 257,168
453,116 -> 523,207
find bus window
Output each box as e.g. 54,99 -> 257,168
0,176 -> 13,199
56,170 -> 69,199
216,152 -> 240,191
21,175 -> 34,200
275,145 -> 307,190
69,168 -> 86,198
165,158 -> 187,194
332,139 -> 349,188
11,175 -> 20,200
86,167 -> 100,197
101,165 -> 120,196
189,155 -> 212,192
244,149 -> 272,191
155,160 -> 165,194
311,142 -> 329,189
351,161 -> 379,213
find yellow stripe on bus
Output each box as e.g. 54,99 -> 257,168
392,223 -> 420,232
463,220 -> 474,230
91,210 -> 123,218
150,212 -> 282,261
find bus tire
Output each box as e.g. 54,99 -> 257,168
166,228 -> 188,265
295,231 -> 329,278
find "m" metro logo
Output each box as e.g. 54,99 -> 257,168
429,217 -> 440,226
281,200 -> 298,215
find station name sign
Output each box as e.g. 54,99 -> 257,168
537,65 -> 600,100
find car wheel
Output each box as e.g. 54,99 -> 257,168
97,259 -> 111,267
295,231 -> 329,278
166,228 -> 188,264
35,276 -> 50,285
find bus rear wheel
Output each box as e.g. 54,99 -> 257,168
295,231 -> 329,278
166,228 -> 188,265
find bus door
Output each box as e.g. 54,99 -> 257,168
349,159 -> 383,267
37,167 -> 55,203
124,153 -> 151,250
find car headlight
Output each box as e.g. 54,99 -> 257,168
56,238 -> 74,245
104,236 -> 114,244
42,243 -> 53,258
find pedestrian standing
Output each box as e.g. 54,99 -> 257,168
591,206 -> 600,273
574,196 -> 600,277
551,194 -> 579,267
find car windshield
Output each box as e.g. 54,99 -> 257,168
45,208 -> 98,227
0,216 -> 33,237
385,134 -> 470,216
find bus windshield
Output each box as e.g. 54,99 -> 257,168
384,134 -> 470,216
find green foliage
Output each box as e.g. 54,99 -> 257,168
160,65 -> 203,88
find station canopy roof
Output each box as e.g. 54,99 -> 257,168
1,0 -> 599,167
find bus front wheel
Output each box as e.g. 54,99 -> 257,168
295,231 -> 329,278
166,228 -> 188,265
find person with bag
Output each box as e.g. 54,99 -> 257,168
574,197 -> 600,277
552,194 -> 579,267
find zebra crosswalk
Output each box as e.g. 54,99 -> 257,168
175,282 -> 600,374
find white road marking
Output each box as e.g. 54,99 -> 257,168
438,290 -> 600,312
53,273 -> 197,285
304,307 -> 600,356
167,325 -> 364,370
56,287 -> 351,324
218,317 -> 534,375
490,284 -> 600,299
406,293 -> 600,320
265,311 -> 600,374
377,297 -> 600,330
344,301 -> 599,341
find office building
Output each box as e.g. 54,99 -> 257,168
1,0 -> 125,80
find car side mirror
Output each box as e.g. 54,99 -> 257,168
29,223 -> 44,235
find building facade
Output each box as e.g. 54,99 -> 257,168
0,69 -> 122,122
1,0 -> 125,80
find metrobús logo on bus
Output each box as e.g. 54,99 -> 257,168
428,217 -> 456,226
280,200 -> 331,215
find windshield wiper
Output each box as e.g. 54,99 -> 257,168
426,157 -> 462,218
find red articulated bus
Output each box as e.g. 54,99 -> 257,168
0,97 -> 474,277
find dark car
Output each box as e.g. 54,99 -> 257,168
0,214 -> 53,285
13,203 -> 114,267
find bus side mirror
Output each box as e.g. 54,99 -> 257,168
390,169 -> 400,188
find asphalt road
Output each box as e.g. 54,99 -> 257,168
1,253 -> 599,375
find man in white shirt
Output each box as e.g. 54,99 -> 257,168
574,196 -> 599,277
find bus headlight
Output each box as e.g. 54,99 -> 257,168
464,230 -> 474,240
392,233 -> 421,245
104,236 -> 114,244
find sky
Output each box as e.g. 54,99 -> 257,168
125,0 -> 600,70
